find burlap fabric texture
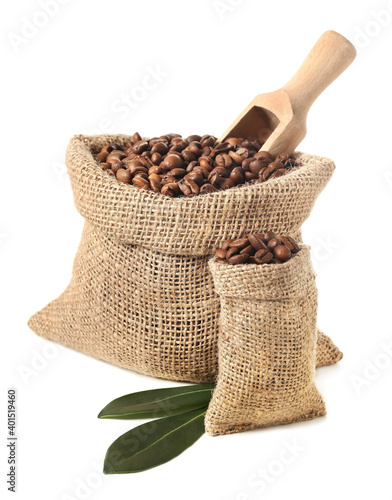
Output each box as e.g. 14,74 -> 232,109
205,247 -> 326,436
28,134 -> 342,383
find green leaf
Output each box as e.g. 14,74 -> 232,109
98,384 -> 214,420
103,408 -> 206,474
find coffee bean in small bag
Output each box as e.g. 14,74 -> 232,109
206,245 -> 326,436
215,232 -> 299,265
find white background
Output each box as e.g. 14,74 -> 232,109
1,0 -> 392,499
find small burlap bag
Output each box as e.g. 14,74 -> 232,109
28,134 -> 341,383
205,246 -> 326,436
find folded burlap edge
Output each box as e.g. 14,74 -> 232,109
66,134 -> 335,256
209,245 -> 315,300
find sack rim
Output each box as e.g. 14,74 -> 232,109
66,134 -> 335,255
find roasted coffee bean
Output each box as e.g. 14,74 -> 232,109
236,147 -> 251,160
244,171 -> 258,181
132,140 -> 149,154
184,179 -> 199,195
222,239 -> 233,250
123,152 -> 139,161
116,169 -> 131,184
170,168 -> 187,178
132,176 -> 150,190
241,157 -> 253,171
151,152 -> 163,165
148,173 -> 162,182
215,153 -> 233,168
209,167 -> 230,180
249,159 -> 268,175
215,249 -> 227,260
271,258 -> 282,264
149,165 -> 163,175
226,137 -> 243,147
178,181 -> 192,197
186,160 -> 199,173
276,153 -> 289,164
140,156 -> 153,168
241,140 -> 254,149
209,172 -> 221,187
229,238 -> 250,250
200,136 -> 216,148
199,156 -> 214,169
248,234 -> 268,251
182,150 -> 197,163
186,135 -> 201,143
214,142 -> 232,153
164,154 -> 184,170
228,253 -> 249,265
185,170 -> 204,185
187,142 -> 203,155
202,146 -> 215,157
100,163 -> 110,170
150,178 -> 162,193
110,142 -> 122,151
108,158 -> 124,172
161,174 -> 177,185
263,231 -> 277,242
128,158 -> 144,169
161,182 -> 180,197
240,245 -> 255,256
226,246 -> 239,260
133,172 -> 148,181
149,137 -> 166,146
274,245 -> 292,262
230,166 -> 245,185
132,132 -> 142,143
200,183 -> 218,194
281,236 -> 300,253
106,169 -> 115,176
228,150 -> 245,164
168,150 -> 183,159
267,238 -> 282,250
170,140 -> 188,152
262,164 -> 278,180
151,142 -> 169,155
220,178 -> 235,190
129,165 -> 148,176
96,151 -> 109,162
255,249 -> 274,264
101,145 -> 113,153
193,166 -> 211,179
107,150 -> 126,160
253,151 -> 272,160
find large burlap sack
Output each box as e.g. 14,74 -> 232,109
205,246 -> 326,435
28,134 -> 342,383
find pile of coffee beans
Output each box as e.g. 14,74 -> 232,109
95,133 -> 295,197
215,232 -> 300,265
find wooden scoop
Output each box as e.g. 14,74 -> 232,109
219,31 -> 357,157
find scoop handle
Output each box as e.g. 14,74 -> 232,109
282,31 -> 357,115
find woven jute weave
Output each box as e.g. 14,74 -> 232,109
205,247 -> 326,436
28,134 -> 342,382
